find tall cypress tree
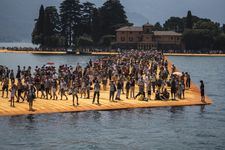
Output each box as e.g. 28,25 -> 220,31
91,8 -> 101,44
43,6 -> 62,47
186,10 -> 193,29
32,5 -> 45,45
60,0 -> 82,47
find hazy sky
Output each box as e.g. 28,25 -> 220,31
0,0 -> 224,41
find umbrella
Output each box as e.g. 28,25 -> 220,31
47,62 -> 55,65
172,72 -> 182,76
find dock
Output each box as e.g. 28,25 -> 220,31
0,57 -> 212,116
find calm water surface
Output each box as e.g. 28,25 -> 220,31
0,54 -> 225,150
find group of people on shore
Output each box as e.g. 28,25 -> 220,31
0,50 -> 201,111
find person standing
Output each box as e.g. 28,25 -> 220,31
60,79 -> 68,100
10,81 -> 17,107
16,79 -> 24,102
16,65 -> 21,80
44,78 -> 52,99
115,79 -> 122,100
186,72 -> 191,89
9,70 -> 14,83
200,80 -> 205,103
71,82 -> 79,106
92,81 -> 100,105
27,84 -> 36,111
125,80 -> 130,99
2,77 -> 9,98
86,78 -> 91,99
109,80 -> 116,101
130,78 -> 135,98
146,81 -> 152,100
52,79 -> 58,100
171,78 -> 176,100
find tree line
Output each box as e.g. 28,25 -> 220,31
152,11 -> 225,51
32,0 -> 225,50
32,0 -> 130,48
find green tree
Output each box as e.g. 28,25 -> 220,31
186,10 -> 193,29
81,2 -> 95,35
182,29 -> 214,50
32,5 -> 45,45
99,0 -> 129,36
194,20 -> 220,35
43,6 -> 64,47
163,17 -> 184,32
78,36 -> 93,47
214,34 -> 225,50
153,22 -> 163,31
60,0 -> 82,47
91,8 -> 101,44
222,24 -> 225,33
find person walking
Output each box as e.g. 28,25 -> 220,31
71,82 -> 79,106
134,77 -> 145,100
2,77 -> 9,98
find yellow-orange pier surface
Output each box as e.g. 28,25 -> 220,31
0,57 -> 212,116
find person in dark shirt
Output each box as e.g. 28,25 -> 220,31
200,80 -> 205,103
125,80 -> 130,99
171,78 -> 176,100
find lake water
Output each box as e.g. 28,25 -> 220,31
0,42 -> 39,48
0,54 -> 225,150
0,53 -> 101,71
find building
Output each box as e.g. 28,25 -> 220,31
114,23 -> 182,50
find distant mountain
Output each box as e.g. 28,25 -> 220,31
0,0 -> 224,42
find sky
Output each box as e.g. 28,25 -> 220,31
0,0 -> 224,42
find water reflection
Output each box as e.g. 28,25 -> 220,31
26,115 -> 35,123
200,105 -> 206,113
170,106 -> 184,113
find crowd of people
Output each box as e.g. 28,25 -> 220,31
0,50 -> 195,111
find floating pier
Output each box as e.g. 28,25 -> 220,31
0,57 -> 212,116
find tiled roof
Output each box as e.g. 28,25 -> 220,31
153,31 -> 182,36
116,26 -> 182,36
116,26 -> 143,32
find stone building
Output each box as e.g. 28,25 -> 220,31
114,23 -> 182,50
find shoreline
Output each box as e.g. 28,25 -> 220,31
164,53 -> 225,57
0,49 -> 225,56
